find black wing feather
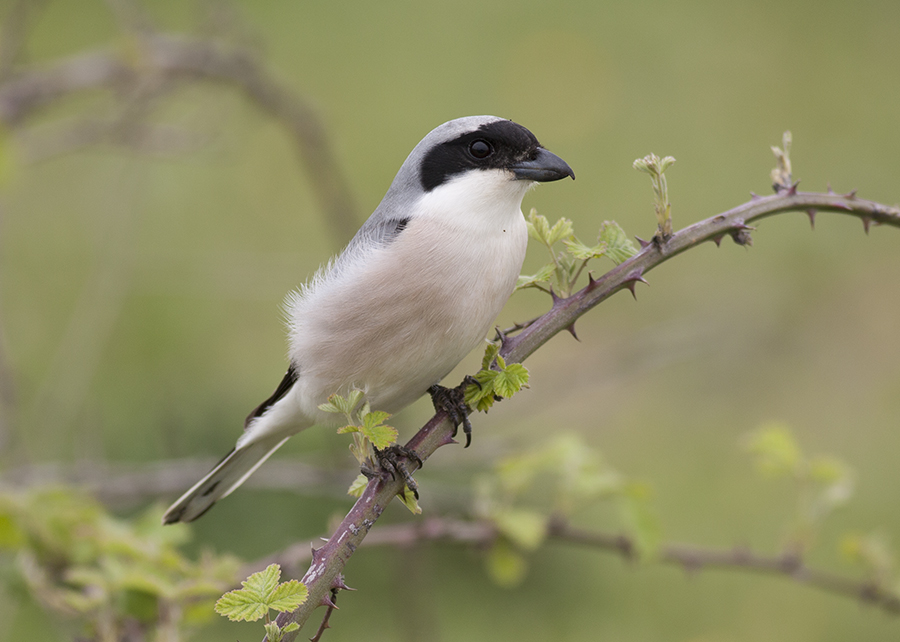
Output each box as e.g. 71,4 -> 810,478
244,364 -> 299,427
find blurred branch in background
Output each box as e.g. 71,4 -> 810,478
0,0 -> 361,464
22,161 -> 143,463
0,457 -> 354,506
0,272 -> 15,455
251,516 -> 900,616
0,0 -> 360,245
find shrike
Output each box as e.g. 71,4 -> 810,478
163,116 -> 574,523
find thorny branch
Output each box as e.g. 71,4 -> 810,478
252,516 -> 900,616
308,589 -> 341,642
271,190 -> 900,640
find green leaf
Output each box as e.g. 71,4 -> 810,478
0,513 -> 25,549
545,216 -> 574,246
597,221 -> 638,264
215,589 -> 269,622
658,155 -> 676,172
347,432 -> 372,465
360,421 -> 398,450
347,473 -> 368,497
808,455 -> 849,484
744,422 -> 802,478
264,621 -> 284,642
486,539 -> 528,588
840,531 -> 894,580
526,209 -> 551,244
336,424 -> 359,434
464,373 -> 497,413
283,622 -> 300,633
318,390 -> 365,416
268,579 -> 308,613
215,564 -> 281,622
362,410 -> 391,430
516,263 -> 556,290
620,482 -> 662,560
491,363 -> 529,398
563,237 -> 603,260
464,343 -> 530,413
397,485 -> 422,514
554,251 -> 577,285
480,341 -> 500,371
318,401 -> 340,414
492,508 -> 546,550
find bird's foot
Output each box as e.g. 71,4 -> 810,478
361,444 -> 422,499
428,377 -> 476,447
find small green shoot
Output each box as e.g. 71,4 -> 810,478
397,484 -> 422,515
464,341 -> 530,413
475,434 -> 658,586
321,392 -> 421,511
517,210 -> 636,298
770,130 -> 793,191
744,422 -> 854,552
633,153 -> 676,239
319,391 -> 399,463
215,564 -> 307,642
0,488 -> 239,641
841,531 -> 896,588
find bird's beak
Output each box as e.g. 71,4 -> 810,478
511,148 -> 575,182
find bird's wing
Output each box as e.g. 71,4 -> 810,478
244,364 -> 299,428
341,214 -> 411,258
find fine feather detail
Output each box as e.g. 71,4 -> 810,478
244,365 -> 300,428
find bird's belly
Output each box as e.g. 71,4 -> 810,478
291,220 -> 526,419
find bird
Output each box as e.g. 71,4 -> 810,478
162,115 -> 574,524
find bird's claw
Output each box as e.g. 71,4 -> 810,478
428,379 -> 475,447
362,444 -> 421,499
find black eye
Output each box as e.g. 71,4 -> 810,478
468,139 -> 493,159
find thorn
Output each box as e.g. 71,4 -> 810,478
806,209 -> 817,230
786,180 -> 800,196
862,216 -> 871,234
566,323 -> 580,341
635,236 -> 651,249
750,192 -> 761,200
586,273 -> 599,291
494,325 -> 511,350
439,434 -> 459,447
320,594 -> 339,609
331,575 -> 357,592
844,188 -> 858,199
624,270 -> 648,299
712,234 -> 724,247
549,287 -> 563,306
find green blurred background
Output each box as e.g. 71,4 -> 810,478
2,0 -> 900,640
